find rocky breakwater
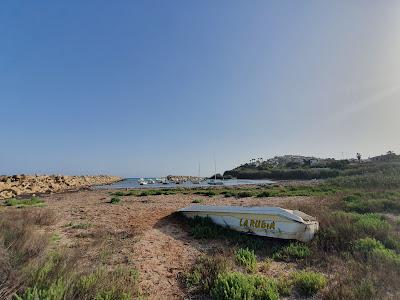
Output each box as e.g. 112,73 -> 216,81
166,175 -> 203,182
0,175 -> 122,200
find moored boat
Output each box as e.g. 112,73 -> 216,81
179,205 -> 319,242
138,178 -> 147,185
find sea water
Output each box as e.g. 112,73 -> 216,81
93,178 -> 274,189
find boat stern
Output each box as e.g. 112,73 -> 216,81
297,221 -> 319,242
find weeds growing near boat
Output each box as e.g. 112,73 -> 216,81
185,255 -> 231,293
343,192 -> 400,214
211,272 -> 279,300
189,216 -> 224,239
354,237 -> 400,265
291,270 -> 327,296
185,216 -> 283,254
315,211 -> 392,252
272,242 -> 311,261
235,248 -> 257,273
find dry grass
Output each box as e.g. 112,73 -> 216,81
0,207 -> 140,300
0,209 -> 54,298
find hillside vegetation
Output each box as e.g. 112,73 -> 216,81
223,153 -> 400,181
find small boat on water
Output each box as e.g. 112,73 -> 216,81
138,178 -> 147,185
147,179 -> 155,184
179,205 -> 319,242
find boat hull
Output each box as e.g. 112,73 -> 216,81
179,206 -> 318,242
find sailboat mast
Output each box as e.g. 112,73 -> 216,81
214,156 -> 217,180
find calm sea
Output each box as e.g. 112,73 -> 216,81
93,178 -> 274,189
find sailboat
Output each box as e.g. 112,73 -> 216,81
191,164 -> 201,184
208,156 -> 224,185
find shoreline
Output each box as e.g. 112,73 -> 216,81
0,175 -> 122,200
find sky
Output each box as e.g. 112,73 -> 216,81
1,1 -> 400,177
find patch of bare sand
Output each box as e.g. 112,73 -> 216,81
39,189 -> 325,299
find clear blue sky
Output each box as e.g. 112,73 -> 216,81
1,1 -> 400,177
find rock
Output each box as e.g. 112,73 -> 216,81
0,175 -> 121,200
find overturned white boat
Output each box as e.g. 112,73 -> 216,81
179,205 -> 319,242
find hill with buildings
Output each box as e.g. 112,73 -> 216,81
223,152 -> 400,180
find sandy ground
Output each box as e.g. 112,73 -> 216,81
36,189 -> 322,299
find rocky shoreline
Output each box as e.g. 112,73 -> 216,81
166,175 -> 203,182
0,175 -> 122,200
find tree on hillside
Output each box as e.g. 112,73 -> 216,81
356,153 -> 362,162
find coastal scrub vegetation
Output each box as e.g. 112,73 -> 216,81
109,184 -> 341,200
2,155 -> 400,299
291,271 -> 327,297
223,154 -> 400,181
235,248 -> 257,273
109,197 -> 121,204
0,208 -> 140,299
181,160 -> 400,299
272,242 -> 311,261
4,196 -> 44,207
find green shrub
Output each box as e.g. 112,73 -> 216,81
211,272 -> 279,300
344,193 -> 400,214
354,213 -> 390,237
223,191 -> 237,197
237,191 -> 253,198
5,197 -> 44,207
124,190 -> 137,196
113,191 -> 125,197
292,271 -> 327,296
354,237 -> 400,265
15,280 -> 67,300
138,191 -> 150,196
272,243 -> 311,261
277,277 -> 292,296
256,191 -> 270,198
354,237 -> 385,253
194,190 -> 216,197
185,255 -> 230,292
354,279 -> 377,300
192,199 -> 204,204
109,197 -> 120,204
330,165 -> 400,189
316,211 -> 391,252
235,248 -> 257,273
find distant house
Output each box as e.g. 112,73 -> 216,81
370,153 -> 398,162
